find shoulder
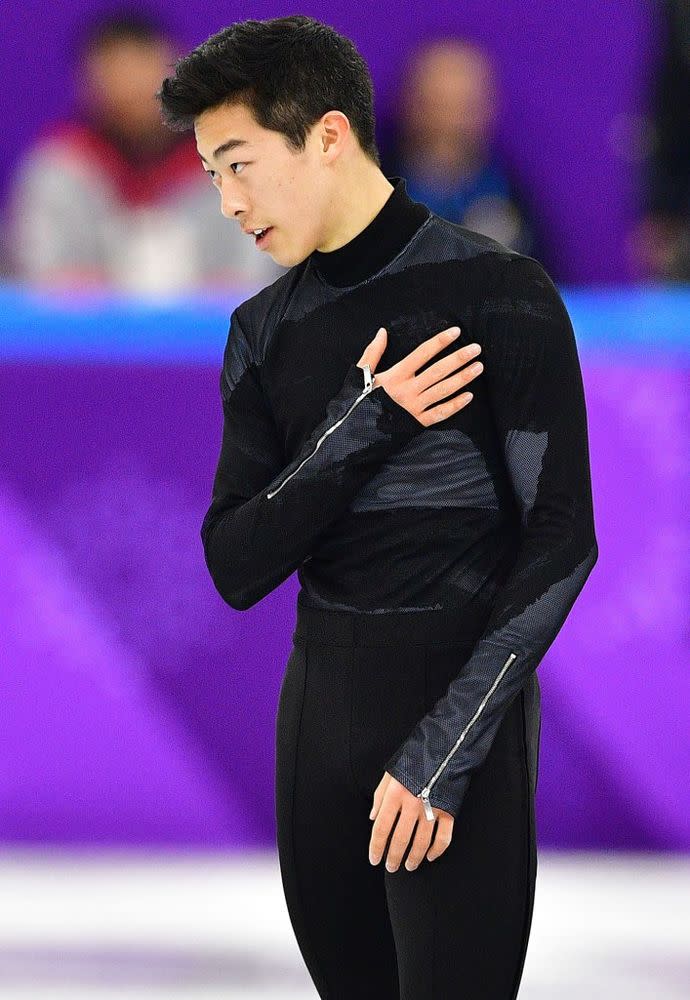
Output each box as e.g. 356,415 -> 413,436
421,211 -> 516,262
233,259 -> 311,365
476,248 -> 575,371
481,252 -> 565,323
421,213 -> 554,285
413,214 -> 561,319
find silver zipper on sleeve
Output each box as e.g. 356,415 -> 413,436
418,651 -> 517,820
266,364 -> 376,499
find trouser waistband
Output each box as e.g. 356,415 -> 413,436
293,590 -> 487,648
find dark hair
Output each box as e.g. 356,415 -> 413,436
76,9 -> 168,58
156,15 -> 380,166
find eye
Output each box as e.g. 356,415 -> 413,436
230,162 -> 246,175
205,169 -> 219,182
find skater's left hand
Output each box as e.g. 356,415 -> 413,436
368,771 -> 454,871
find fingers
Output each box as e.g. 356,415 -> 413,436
417,385 -> 475,426
426,815 -> 454,862
402,817 -> 436,871
377,807 -> 420,872
418,352 -> 483,411
369,771 -> 390,821
379,810 -> 454,871
369,798 -> 455,871
357,327 -> 387,369
415,341 -> 482,394
383,326 -> 483,428
397,325 -> 462,376
369,798 -> 401,865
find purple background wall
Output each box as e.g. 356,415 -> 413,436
4,0 -> 661,282
3,2 -> 688,853
2,286 -> 689,851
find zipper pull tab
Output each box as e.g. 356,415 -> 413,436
361,363 -> 375,393
419,787 -> 435,822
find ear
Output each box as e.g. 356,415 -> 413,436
320,110 -> 350,155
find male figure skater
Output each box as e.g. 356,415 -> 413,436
158,15 -> 598,999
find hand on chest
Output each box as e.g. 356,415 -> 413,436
264,297 -> 475,453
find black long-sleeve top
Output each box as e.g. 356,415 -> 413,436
200,175 -> 598,818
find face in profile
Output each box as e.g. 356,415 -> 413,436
194,101 -> 335,268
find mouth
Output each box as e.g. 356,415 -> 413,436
249,227 -> 273,248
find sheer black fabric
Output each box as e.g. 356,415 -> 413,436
201,175 -> 598,816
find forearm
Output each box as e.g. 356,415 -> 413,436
386,516 -> 598,817
202,357 -> 421,610
385,253 -> 599,817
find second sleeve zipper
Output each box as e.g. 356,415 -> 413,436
418,651 -> 518,820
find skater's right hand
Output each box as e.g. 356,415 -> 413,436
356,325 -> 483,427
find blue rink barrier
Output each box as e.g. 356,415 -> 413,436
1,281 -> 689,362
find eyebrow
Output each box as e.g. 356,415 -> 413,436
198,138 -> 250,164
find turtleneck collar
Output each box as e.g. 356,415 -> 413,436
308,175 -> 431,288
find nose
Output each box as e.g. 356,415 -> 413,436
219,179 -> 247,220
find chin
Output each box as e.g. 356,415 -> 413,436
277,249 -> 308,268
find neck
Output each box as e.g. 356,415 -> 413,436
309,173 -> 431,288
316,165 -> 395,252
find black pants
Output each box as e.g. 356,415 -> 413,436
275,594 -> 540,999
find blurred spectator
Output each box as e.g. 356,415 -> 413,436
631,0 -> 690,282
4,9 -> 284,296
381,38 -> 544,263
